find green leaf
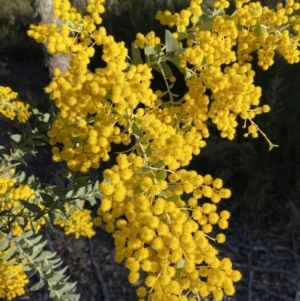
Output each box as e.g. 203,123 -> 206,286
26,268 -> 37,278
160,62 -> 173,78
140,135 -> 149,145
166,195 -> 180,203
169,56 -> 186,75
131,43 -> 143,65
12,156 -> 27,166
274,23 -> 290,33
31,140 -> 46,146
50,288 -> 58,298
152,160 -> 164,169
40,193 -> 54,204
137,167 -> 152,173
145,145 -> 152,157
165,30 -> 178,53
202,5 -> 213,17
254,22 -> 262,36
0,147 -> 9,156
212,8 -> 225,16
177,257 -> 185,268
2,246 -> 16,261
185,70 -> 192,80
54,175 -> 65,189
61,294 -> 80,301
10,134 -> 22,144
65,190 -> 74,198
19,200 -> 42,214
172,267 -> 183,280
17,171 -> 26,183
73,176 -> 91,188
33,209 -> 47,221
27,235 -> 43,246
75,186 -> 86,197
144,46 -> 156,55
155,44 -> 161,53
156,170 -> 166,181
132,122 -> 143,138
177,32 -> 189,40
133,185 -> 143,195
30,279 -> 45,291
200,21 -> 212,31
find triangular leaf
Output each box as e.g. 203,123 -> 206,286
132,122 -> 143,138
133,185 -> 143,195
156,170 -> 166,181
166,195 -> 180,203
30,279 -> 45,291
145,145 -> 152,156
152,160 -> 164,168
165,30 -> 178,53
19,200 -> 42,214
131,43 -> 143,65
160,62 -> 173,78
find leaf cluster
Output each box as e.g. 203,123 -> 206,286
0,230 -> 79,301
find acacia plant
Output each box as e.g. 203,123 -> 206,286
1,0 -> 300,300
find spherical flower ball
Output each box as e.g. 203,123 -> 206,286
141,259 -> 152,272
202,203 -> 213,214
152,237 -> 164,250
219,188 -> 231,198
218,218 -> 229,229
203,174 -> 213,185
211,192 -> 221,203
112,183 -> 127,202
208,212 -> 219,224
230,269 -> 242,281
202,223 -> 212,233
145,275 -> 157,287
220,258 -> 233,271
202,186 -> 213,198
99,182 -> 115,195
213,287 -> 224,301
192,207 -> 202,220
220,210 -> 231,219
128,271 -> 140,283
216,233 -> 226,243
136,286 -> 147,297
212,178 -> 223,189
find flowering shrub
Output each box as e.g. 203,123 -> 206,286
1,0 -> 300,300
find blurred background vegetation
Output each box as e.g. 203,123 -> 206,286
0,0 -> 299,232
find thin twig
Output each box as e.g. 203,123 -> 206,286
247,251 -> 253,301
88,238 -> 111,301
254,284 -> 295,301
292,233 -> 300,299
234,263 -> 298,279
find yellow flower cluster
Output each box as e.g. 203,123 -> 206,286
28,22 -> 72,54
0,86 -> 31,123
96,154 -> 239,300
0,169 -> 45,236
47,60 -> 156,172
156,0 -> 203,31
27,0 -> 300,298
0,256 -> 28,300
133,108 -> 206,170
54,201 -> 95,238
232,1 -> 300,69
134,31 -> 161,49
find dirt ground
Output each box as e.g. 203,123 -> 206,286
0,33 -> 300,301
